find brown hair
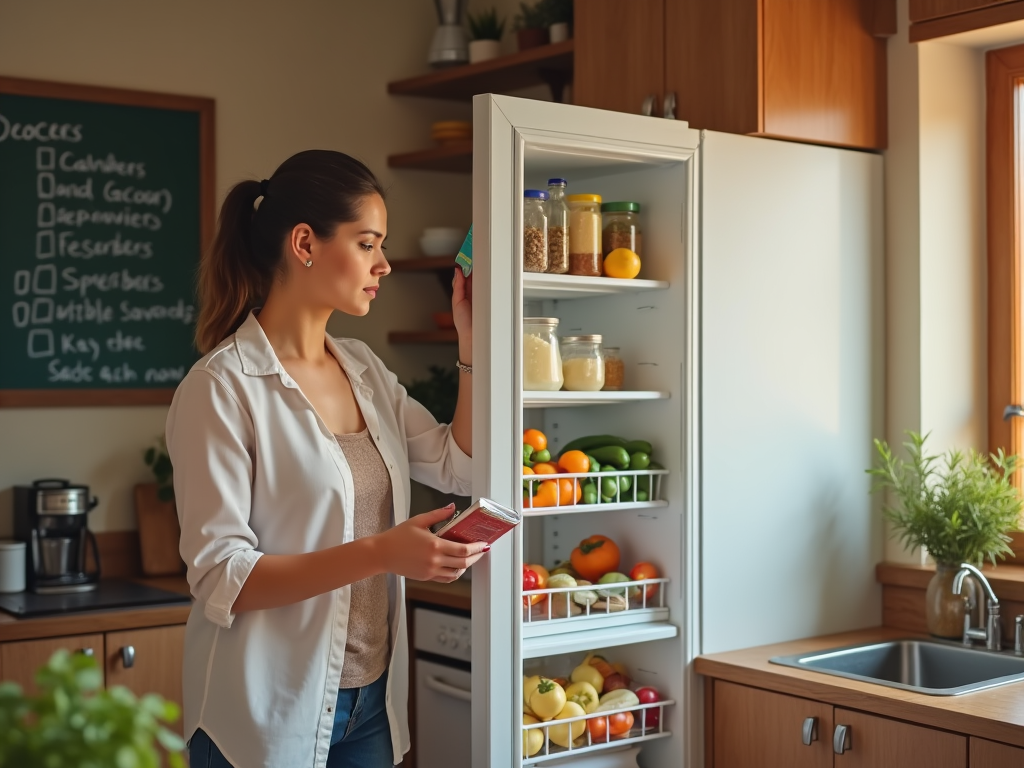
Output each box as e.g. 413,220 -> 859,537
195,149 -> 385,353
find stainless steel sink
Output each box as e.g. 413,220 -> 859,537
770,639 -> 1024,695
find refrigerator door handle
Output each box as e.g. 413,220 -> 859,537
641,94 -> 658,117
663,92 -> 677,119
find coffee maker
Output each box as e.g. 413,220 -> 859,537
14,479 -> 101,593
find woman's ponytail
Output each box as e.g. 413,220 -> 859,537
194,150 -> 384,354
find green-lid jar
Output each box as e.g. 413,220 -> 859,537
601,201 -> 642,257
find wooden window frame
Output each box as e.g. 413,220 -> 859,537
987,44 -> 1024,489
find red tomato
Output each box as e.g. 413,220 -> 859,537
587,716 -> 608,741
629,562 -> 660,600
608,711 -> 634,736
636,686 -> 660,728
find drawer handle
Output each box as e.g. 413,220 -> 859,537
424,674 -> 471,703
834,723 -> 852,754
76,647 -> 94,657
121,645 -> 135,669
641,94 -> 658,117
801,716 -> 818,746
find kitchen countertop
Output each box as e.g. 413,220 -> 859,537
695,626 -> 1024,748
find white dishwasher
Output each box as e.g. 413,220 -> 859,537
413,607 -> 471,768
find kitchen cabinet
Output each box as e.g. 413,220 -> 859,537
908,0 -> 1024,40
574,0 -> 887,150
1,632 -> 104,695
709,681 -> 969,768
105,625 -> 186,733
970,737 -> 1024,765
911,0 -> 1016,22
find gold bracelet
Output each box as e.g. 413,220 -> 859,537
455,359 -> 473,374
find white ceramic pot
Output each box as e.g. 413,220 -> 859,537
468,39 -> 501,64
549,22 -> 570,43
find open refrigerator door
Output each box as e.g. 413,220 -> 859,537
471,94 -> 702,768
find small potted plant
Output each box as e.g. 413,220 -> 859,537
467,8 -> 506,64
868,432 -> 1022,638
136,436 -> 185,576
514,0 -> 549,51
0,649 -> 185,767
538,0 -> 572,42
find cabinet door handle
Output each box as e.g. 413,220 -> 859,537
663,92 -> 677,120
833,724 -> 852,754
75,647 -> 94,657
641,94 -> 658,117
801,716 -> 818,745
121,645 -> 135,669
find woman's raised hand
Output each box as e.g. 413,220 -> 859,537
375,504 -> 487,582
452,269 -> 472,351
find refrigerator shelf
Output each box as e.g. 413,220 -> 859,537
523,577 -> 669,640
522,469 -> 668,512
522,700 -> 674,765
522,272 -> 669,301
523,391 -> 670,408
523,500 -> 668,518
522,622 -> 678,658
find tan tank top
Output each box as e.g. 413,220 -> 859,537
335,428 -> 392,688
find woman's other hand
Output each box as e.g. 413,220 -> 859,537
453,269 -> 472,363
375,504 -> 487,582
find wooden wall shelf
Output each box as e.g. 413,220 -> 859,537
388,330 -> 459,344
387,142 -> 472,174
387,40 -> 574,102
390,256 -> 455,272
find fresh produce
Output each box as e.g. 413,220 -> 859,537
601,673 -> 630,692
628,451 -> 650,470
548,701 -> 586,747
524,564 -> 548,605
530,678 -> 567,721
564,681 -> 600,713
557,449 -> 591,475
622,439 -> 653,455
570,535 -> 621,581
533,449 -> 552,463
523,429 -> 548,452
558,434 -> 630,456
523,444 -> 535,466
523,675 -> 542,710
527,479 -> 558,508
547,573 -> 577,590
587,715 -> 609,740
596,689 -> 639,711
523,714 -> 544,756
532,462 -> 558,474
588,445 -> 631,470
603,247 -> 642,279
572,579 -> 599,607
570,661 -> 605,694
636,686 -> 661,728
550,561 -> 579,578
607,711 -> 635,736
586,655 -> 615,679
597,572 -> 641,599
629,562 -> 660,599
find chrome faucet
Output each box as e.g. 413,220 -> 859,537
952,563 -> 1001,651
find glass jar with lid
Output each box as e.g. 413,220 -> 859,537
523,190 -> 549,273
566,194 -> 602,277
602,346 -> 624,391
560,335 -> 605,391
523,318 -> 563,391
602,201 -> 642,257
546,178 -> 570,274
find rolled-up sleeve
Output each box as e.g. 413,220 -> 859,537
386,371 -> 472,496
166,370 -> 262,628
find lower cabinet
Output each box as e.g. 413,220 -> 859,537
0,632 -> 105,696
710,681 -> 968,768
970,737 -> 1024,766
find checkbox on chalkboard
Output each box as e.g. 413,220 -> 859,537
31,299 -> 53,325
37,203 -> 54,228
36,147 -> 54,170
36,231 -> 54,259
27,329 -> 53,359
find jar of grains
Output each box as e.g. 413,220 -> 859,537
560,335 -> 605,391
523,190 -> 549,273
523,318 -> 563,391
566,194 -> 602,276
602,346 -> 624,391
601,201 -> 642,257
546,178 -> 570,274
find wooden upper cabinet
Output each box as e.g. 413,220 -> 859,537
832,708 -> 967,768
573,0 -> 665,116
910,0 -> 1016,22
712,680 -> 833,768
970,737 -> 1024,766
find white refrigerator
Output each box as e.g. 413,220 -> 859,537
469,95 -> 883,768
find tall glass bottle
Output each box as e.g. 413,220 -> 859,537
546,178 -> 570,274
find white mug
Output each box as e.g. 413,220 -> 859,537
0,540 -> 27,593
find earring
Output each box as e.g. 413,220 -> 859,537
304,259 -> 313,268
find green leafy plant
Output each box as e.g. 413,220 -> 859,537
144,436 -> 174,503
513,0 -> 546,31
405,365 -> 458,424
536,0 -> 573,26
468,7 -> 506,41
868,431 -> 1023,566
0,649 -> 185,768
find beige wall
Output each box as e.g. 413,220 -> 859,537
0,0 -> 539,532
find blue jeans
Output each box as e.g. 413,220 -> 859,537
189,672 -> 393,768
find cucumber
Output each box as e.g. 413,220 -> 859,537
588,445 -> 631,470
558,435 -> 628,457
623,439 -> 653,455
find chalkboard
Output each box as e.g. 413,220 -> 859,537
0,77 -> 214,407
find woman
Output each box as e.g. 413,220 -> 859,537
166,150 -> 484,768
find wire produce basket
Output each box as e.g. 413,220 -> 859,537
521,468 -> 668,515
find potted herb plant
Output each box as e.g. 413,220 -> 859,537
0,649 -> 185,767
136,436 -> 186,576
467,8 -> 506,64
537,0 -> 572,42
514,0 -> 549,51
868,432 -> 1023,638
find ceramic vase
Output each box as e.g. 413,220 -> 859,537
517,27 -> 549,51
469,39 -> 501,64
549,22 -> 570,43
925,563 -> 977,638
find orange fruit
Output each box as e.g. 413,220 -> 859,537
523,429 -> 548,451
557,450 -> 591,475
555,478 -> 582,506
530,480 -> 559,508
523,466 -> 535,475
603,248 -> 641,279
532,462 -> 558,474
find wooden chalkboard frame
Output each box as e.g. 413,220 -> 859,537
0,76 -> 215,408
